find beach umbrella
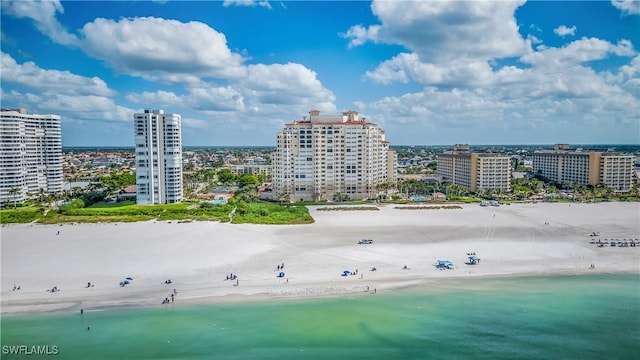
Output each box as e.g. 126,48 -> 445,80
278,272 -> 285,278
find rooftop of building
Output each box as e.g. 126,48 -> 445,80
534,144 -> 632,157
285,109 -> 378,126
439,144 -> 511,157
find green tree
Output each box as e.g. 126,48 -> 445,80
238,174 -> 259,189
375,182 -> 390,200
257,173 -> 269,184
277,192 -> 291,205
98,171 -> 135,192
333,192 -> 349,202
217,169 -> 237,185
9,187 -> 19,209
234,188 -> 258,203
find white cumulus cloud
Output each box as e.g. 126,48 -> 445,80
611,0 -> 640,15
344,0 -> 529,63
554,25 -> 577,37
0,0 -> 79,46
223,0 -> 272,9
79,17 -> 247,83
241,63 -> 335,110
1,52 -> 115,97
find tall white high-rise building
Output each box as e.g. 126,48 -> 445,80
134,109 -> 183,204
0,109 -> 63,207
272,109 -> 396,202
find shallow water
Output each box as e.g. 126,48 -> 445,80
2,274 -> 639,359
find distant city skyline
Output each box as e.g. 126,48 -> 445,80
1,0 -> 639,146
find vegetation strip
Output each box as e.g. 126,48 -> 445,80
394,205 -> 462,210
1,201 -> 313,225
316,207 -> 380,211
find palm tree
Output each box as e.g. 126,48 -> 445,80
594,183 -> 608,202
9,187 -> 20,209
375,182 -> 390,201
333,192 -> 348,202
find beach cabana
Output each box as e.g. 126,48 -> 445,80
467,256 -> 481,265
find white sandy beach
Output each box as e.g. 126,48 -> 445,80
1,202 -> 639,314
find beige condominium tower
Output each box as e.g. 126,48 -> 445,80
272,109 -> 397,202
437,144 -> 512,193
532,144 -> 635,192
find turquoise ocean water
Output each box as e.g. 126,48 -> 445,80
2,274 -> 639,359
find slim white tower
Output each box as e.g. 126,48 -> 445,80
134,109 -> 183,204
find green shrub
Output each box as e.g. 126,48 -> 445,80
59,199 -> 85,212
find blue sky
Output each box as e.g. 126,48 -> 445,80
1,0 -> 639,146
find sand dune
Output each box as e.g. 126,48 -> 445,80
1,202 -> 639,314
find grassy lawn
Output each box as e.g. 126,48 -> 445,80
0,207 -> 46,224
231,202 -> 313,224
82,202 -> 193,212
51,201 -> 230,223
38,213 -> 155,224
87,201 -> 136,208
